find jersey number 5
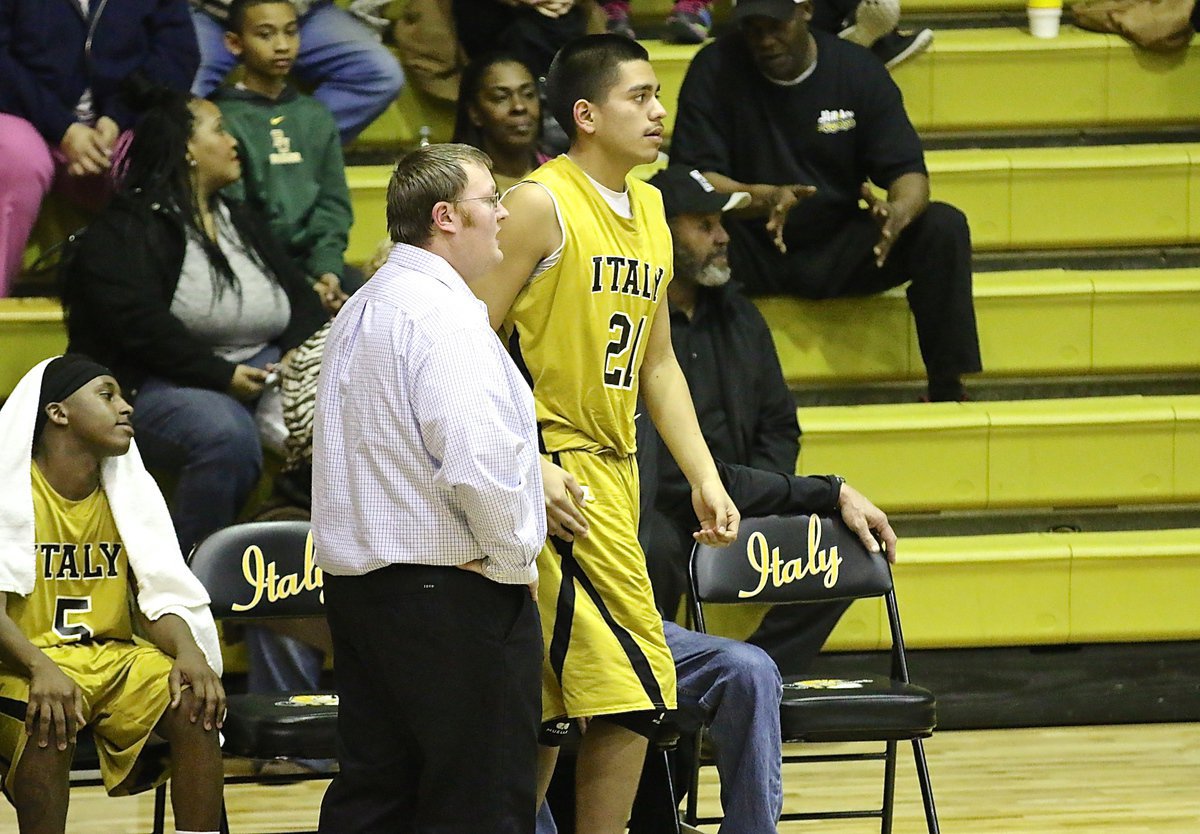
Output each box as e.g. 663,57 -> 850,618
53,596 -> 94,642
603,312 -> 647,390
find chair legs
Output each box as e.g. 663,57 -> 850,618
680,734 -> 940,834
152,783 -> 167,834
912,737 -> 941,834
880,740 -> 897,834
660,748 -> 683,834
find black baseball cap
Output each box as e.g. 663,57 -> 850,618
648,166 -> 751,219
731,0 -> 809,23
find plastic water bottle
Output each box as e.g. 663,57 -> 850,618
418,125 -> 432,147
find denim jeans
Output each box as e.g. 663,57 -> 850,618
190,1 -> 404,144
537,621 -> 783,834
130,346 -> 278,553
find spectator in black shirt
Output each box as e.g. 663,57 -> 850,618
670,0 -> 981,402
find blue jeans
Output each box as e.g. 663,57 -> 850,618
191,1 -> 404,144
537,621 -> 783,834
131,376 -> 266,555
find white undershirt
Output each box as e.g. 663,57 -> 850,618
766,57 -> 819,87
525,157 -> 634,279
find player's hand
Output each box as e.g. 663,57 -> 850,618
228,364 -> 269,402
59,122 -> 111,177
528,575 -> 539,602
540,458 -> 589,541
765,184 -> 816,254
836,481 -> 897,563
861,183 -> 907,268
314,272 -> 348,315
691,478 -> 739,547
170,647 -> 226,731
26,656 -> 85,750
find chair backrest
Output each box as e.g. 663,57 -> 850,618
188,520 -> 323,620
690,514 -> 892,606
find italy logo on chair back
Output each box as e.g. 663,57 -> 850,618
739,515 -> 843,599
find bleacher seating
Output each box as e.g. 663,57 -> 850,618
348,28 -> 1200,148
758,268 -> 1200,383
794,395 -> 1198,512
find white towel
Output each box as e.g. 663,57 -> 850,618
0,358 -> 223,675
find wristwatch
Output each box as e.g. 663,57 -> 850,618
828,475 -> 846,510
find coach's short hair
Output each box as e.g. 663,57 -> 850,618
386,143 -> 492,246
545,35 -> 650,143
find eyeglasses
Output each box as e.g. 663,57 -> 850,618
454,190 -> 502,209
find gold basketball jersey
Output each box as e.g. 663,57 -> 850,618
503,156 -> 674,456
6,464 -> 133,648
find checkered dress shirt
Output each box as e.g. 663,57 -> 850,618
312,244 -> 544,584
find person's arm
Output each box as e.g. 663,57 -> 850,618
0,0 -> 80,144
639,301 -> 739,546
476,182 -> 561,330
304,108 -> 354,281
699,171 -> 816,255
858,61 -> 929,267
712,464 -> 895,560
410,323 -> 545,584
137,610 -> 226,731
861,172 -> 930,267
102,0 -> 200,130
0,593 -> 86,751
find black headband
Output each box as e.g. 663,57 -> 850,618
33,354 -> 114,445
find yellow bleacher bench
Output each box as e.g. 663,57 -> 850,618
795,395 -> 1200,513
759,268 -> 1200,384
0,298 -> 67,398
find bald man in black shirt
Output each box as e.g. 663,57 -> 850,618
671,0 -> 981,401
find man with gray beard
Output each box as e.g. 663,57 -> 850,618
640,166 -> 892,673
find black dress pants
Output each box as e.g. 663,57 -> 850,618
730,202 -> 983,382
318,564 -> 542,834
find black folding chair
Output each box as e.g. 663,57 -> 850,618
686,514 -> 940,833
187,520 -> 339,834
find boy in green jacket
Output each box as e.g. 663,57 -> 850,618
210,0 -> 353,311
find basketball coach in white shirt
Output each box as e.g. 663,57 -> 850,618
311,143 -> 546,834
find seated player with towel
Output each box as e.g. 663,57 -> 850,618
0,355 -> 226,834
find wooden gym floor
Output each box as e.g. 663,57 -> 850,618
3,722 -> 1197,832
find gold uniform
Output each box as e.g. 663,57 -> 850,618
0,465 -> 173,797
503,155 -> 677,721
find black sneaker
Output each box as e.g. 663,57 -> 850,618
871,28 -> 934,69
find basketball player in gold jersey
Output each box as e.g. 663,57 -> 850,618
474,35 -> 741,834
0,355 -> 225,834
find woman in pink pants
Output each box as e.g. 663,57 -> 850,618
0,0 -> 199,295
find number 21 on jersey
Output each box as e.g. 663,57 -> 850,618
604,312 -> 647,390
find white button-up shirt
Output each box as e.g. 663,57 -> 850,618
312,244 -> 544,584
